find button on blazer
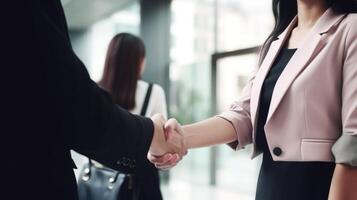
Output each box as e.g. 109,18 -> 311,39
219,8 -> 357,166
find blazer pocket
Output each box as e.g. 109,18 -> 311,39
301,139 -> 335,162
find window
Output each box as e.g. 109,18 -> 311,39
169,0 -> 215,185
215,54 -> 261,197
217,0 -> 273,51
88,2 -> 140,81
168,0 -> 273,198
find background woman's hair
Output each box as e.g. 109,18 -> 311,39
99,33 -> 146,110
259,0 -> 357,65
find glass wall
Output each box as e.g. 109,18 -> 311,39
87,2 -> 140,81
217,0 -> 273,51
215,54 -> 261,196
169,0 -> 215,185
168,0 -> 273,198
215,0 -> 273,197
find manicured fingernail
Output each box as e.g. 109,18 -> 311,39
165,124 -> 172,131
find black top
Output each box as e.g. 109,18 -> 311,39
2,1 -> 154,200
255,48 -> 335,200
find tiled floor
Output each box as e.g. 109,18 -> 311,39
161,180 -> 255,200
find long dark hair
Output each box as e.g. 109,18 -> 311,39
99,33 -> 146,110
259,0 -> 357,65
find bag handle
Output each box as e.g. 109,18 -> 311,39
140,83 -> 153,116
83,158 -> 121,183
81,158 -> 93,181
83,83 -> 153,182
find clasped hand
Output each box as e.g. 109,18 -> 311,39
149,114 -> 187,170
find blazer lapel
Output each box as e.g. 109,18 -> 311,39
250,17 -> 297,135
265,9 -> 347,123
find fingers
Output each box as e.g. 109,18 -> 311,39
147,153 -> 182,170
164,118 -> 185,146
147,153 -> 173,165
164,118 -> 188,156
155,154 -> 181,170
164,118 -> 177,132
149,117 -> 188,169
183,149 -> 188,156
163,119 -> 175,140
164,118 -> 184,139
149,114 -> 170,156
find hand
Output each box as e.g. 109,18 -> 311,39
149,114 -> 167,156
148,118 -> 188,169
147,153 -> 183,170
149,115 -> 186,156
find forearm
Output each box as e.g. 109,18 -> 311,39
183,117 -> 237,149
329,164 -> 357,200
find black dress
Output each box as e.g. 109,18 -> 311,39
255,48 -> 336,200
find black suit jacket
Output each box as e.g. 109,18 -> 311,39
1,1 -> 154,199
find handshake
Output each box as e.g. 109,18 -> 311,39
148,114 -> 187,170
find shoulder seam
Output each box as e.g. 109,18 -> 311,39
342,17 -> 355,65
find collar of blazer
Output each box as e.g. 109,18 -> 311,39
250,8 -> 347,130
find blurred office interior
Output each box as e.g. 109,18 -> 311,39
63,0 -> 274,199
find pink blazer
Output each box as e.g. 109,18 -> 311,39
219,8 -> 357,166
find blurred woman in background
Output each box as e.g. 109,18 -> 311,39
99,33 -> 167,121
98,33 -> 167,200
71,33 -> 167,200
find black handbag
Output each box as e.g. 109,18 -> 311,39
77,83 -> 153,200
77,159 -> 134,200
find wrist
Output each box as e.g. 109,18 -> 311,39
182,126 -> 193,149
150,119 -> 168,156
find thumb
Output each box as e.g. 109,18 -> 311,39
164,118 -> 178,140
151,113 -> 166,124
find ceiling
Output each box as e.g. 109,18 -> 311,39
61,0 -> 134,29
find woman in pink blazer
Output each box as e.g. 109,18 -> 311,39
149,0 -> 357,199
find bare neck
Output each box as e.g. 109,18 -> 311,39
296,0 -> 329,30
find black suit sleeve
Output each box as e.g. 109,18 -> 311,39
31,0 -> 154,173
